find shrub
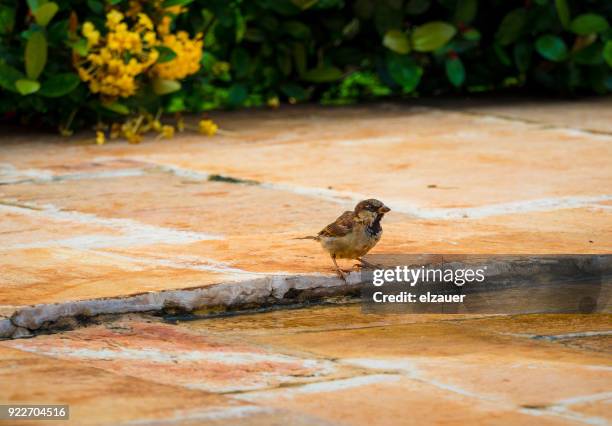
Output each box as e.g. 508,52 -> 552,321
0,0 -> 610,137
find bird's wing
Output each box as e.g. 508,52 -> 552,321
318,211 -> 355,238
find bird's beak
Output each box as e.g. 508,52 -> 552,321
379,205 -> 391,214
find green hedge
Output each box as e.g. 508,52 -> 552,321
0,0 -> 611,133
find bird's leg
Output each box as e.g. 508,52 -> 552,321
331,254 -> 348,282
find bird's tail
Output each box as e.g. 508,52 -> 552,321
292,235 -> 320,241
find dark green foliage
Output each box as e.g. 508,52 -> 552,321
1,0 -> 611,130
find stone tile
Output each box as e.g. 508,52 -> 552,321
0,247 -> 233,306
130,109 -> 612,211
182,304 -> 483,336
0,345 -> 243,426
458,314 -> 612,336
453,97 -> 612,134
233,309 -> 612,408
568,396 -> 612,423
0,171 -> 346,237
0,207 -> 124,248
0,101 -> 610,322
1,318 -> 356,393
237,375 -> 572,426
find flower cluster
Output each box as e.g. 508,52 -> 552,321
153,31 -> 203,80
95,114 -> 218,145
77,11 -> 159,98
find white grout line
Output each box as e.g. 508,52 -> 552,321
520,406 -> 609,426
341,358 -> 499,402
0,201 -> 222,248
555,392 -> 612,406
340,357 -> 612,425
9,343 -> 335,369
0,162 -> 147,184
81,250 -> 259,276
139,161 -> 612,219
235,374 -> 402,401
4,160 -> 612,220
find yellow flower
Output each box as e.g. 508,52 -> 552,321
137,13 -> 153,31
199,119 -> 218,136
82,22 -> 100,46
110,123 -> 122,139
96,131 -> 106,145
267,97 -> 280,109
152,32 -> 203,80
161,125 -> 175,139
124,129 -> 142,144
77,10 -> 160,99
106,10 -> 124,29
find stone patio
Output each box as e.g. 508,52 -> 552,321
0,98 -> 611,424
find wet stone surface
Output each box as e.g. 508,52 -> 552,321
1,306 -> 611,425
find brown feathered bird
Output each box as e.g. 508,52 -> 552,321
298,199 -> 390,280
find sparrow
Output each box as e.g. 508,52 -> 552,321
298,199 -> 391,280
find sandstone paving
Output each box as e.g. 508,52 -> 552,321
210,306 -> 612,420
0,100 -> 611,319
236,375 -> 574,426
0,344 -> 247,426
453,97 -> 612,134
1,304 -> 611,425
1,316 -> 363,394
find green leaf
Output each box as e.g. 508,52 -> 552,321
15,79 -> 40,95
0,5 -> 16,34
280,82 -> 307,100
454,0 -> 477,25
25,31 -> 48,80
570,14 -> 609,35
604,41 -> 612,68
301,66 -> 343,82
38,73 -> 80,97
535,35 -> 567,62
228,83 -> 248,106
463,28 -> 480,41
387,53 -> 422,92
282,21 -> 311,39
513,42 -> 532,73
293,43 -> 307,75
445,57 -> 465,87
102,101 -> 129,115
496,8 -> 526,46
342,18 -> 360,39
554,0 -> 570,29
405,0 -> 430,15
230,47 -> 250,79
26,0 -> 47,12
86,0 -> 104,14
0,62 -> 24,92
573,42 -> 603,66
354,0 -> 374,19
235,10 -> 246,42
152,78 -> 181,95
154,46 -> 177,63
411,21 -> 456,52
33,2 -> 58,26
162,0 -> 194,7
383,30 -> 411,54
